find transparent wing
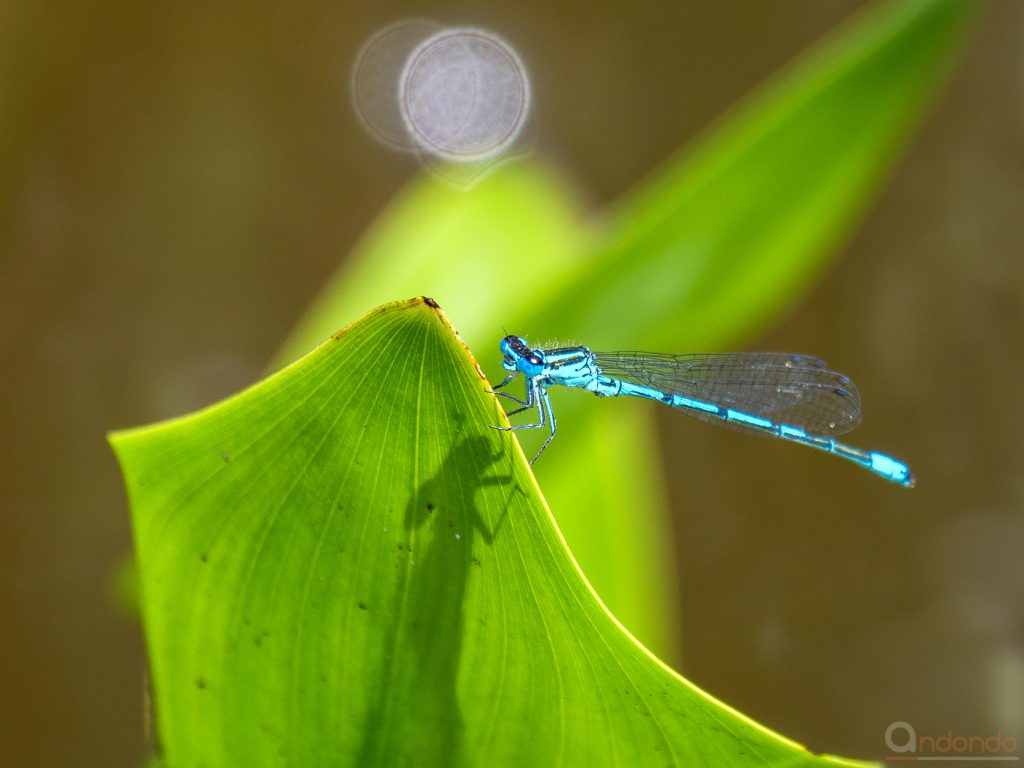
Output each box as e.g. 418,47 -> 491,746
594,351 -> 862,436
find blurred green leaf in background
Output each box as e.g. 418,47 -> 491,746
275,0 -> 977,662
111,0 -> 979,764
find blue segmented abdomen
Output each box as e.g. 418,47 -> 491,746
609,380 -> 913,486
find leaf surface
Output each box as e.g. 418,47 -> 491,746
112,298 -> 873,767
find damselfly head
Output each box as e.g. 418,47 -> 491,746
500,335 -> 545,375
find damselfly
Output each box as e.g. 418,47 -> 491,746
489,335 -> 914,487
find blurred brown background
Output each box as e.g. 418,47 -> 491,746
2,1 -> 1022,765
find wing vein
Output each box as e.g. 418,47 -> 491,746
594,351 -> 862,436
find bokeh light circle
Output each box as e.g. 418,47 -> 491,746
351,20 -> 442,150
398,28 -> 530,162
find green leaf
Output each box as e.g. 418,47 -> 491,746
111,298 -> 874,766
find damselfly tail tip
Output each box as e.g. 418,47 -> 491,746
869,452 -> 915,488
